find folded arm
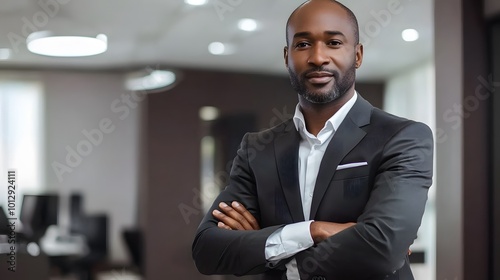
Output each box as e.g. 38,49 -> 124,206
193,122 -> 431,277
213,201 -> 355,244
295,122 -> 433,279
215,201 -> 355,261
192,133 -> 284,275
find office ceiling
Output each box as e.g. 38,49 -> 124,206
0,0 -> 434,81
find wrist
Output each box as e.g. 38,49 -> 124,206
310,221 -> 325,244
309,221 -> 357,244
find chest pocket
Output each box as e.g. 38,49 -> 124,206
333,164 -> 370,180
333,164 -> 370,200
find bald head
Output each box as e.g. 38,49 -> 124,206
285,0 -> 359,46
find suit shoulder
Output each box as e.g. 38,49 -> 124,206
370,108 -> 432,138
247,118 -> 293,138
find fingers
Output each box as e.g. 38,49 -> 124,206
231,201 -> 260,230
212,206 -> 249,230
217,221 -> 232,230
219,202 -> 254,230
212,209 -> 244,230
212,201 -> 260,230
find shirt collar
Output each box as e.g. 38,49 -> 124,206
293,91 -> 358,137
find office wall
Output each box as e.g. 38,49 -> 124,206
490,19 -> 500,280
145,68 -> 384,279
435,0 -> 491,278
42,70 -> 143,263
384,61 -> 435,126
485,0 -> 500,17
461,0 -> 490,278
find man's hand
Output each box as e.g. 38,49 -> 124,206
212,201 -> 260,230
310,221 -> 356,244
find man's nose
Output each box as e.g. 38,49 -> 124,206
307,44 -> 330,66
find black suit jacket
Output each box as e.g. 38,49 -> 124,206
192,95 -> 433,280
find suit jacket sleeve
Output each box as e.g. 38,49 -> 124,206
296,122 -> 434,279
192,133 -> 284,276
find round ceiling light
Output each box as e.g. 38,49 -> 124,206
208,42 -> 235,55
401,29 -> 419,42
0,48 -> 12,60
125,70 -> 177,92
185,0 -> 208,6
27,31 -> 107,57
208,42 -> 225,55
238,18 -> 258,32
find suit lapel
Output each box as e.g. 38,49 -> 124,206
274,120 -> 305,222
309,96 -> 372,220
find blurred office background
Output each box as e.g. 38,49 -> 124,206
0,0 -> 498,279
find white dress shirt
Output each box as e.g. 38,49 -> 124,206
265,92 -> 358,279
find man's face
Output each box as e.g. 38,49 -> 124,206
284,1 -> 363,104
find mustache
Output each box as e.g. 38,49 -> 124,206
302,67 -> 339,79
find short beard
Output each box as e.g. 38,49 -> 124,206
288,63 -> 356,104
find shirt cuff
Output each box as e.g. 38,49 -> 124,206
265,220 -> 314,262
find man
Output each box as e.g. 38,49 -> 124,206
192,0 -> 433,279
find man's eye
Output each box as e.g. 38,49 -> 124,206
328,40 -> 342,46
295,42 -> 310,48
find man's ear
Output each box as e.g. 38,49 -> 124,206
284,46 -> 289,68
355,44 -> 363,69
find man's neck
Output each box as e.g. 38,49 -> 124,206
299,89 -> 354,136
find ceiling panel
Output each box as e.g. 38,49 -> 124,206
0,0 -> 434,81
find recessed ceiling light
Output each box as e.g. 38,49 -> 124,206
402,29 -> 419,42
125,70 -> 177,92
208,42 -> 225,55
208,42 -> 235,55
185,0 -> 208,6
0,48 -> 12,60
27,31 -> 107,57
238,18 -> 258,32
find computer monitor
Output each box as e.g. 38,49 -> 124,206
20,194 -> 59,241
0,207 -> 9,235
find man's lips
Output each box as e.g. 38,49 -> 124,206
305,71 -> 334,85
